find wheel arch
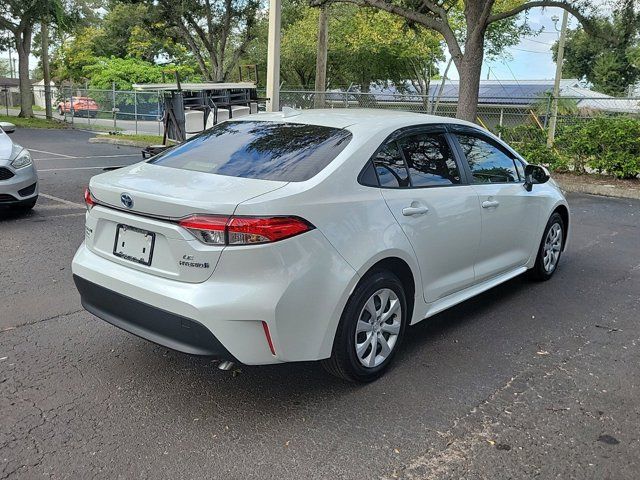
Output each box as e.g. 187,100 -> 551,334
552,204 -> 569,250
360,256 -> 417,323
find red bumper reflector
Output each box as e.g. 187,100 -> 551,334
262,321 -> 276,356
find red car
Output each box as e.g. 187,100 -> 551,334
57,97 -> 99,117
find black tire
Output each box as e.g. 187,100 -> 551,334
57,106 -> 64,116
322,270 -> 407,383
529,212 -> 564,281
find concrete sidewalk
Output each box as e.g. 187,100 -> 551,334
555,173 -> 640,200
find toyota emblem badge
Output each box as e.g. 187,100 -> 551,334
120,193 -> 134,209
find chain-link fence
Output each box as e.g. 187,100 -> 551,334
279,90 -> 640,138
1,85 -> 165,135
4,85 -> 640,143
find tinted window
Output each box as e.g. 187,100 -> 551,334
149,120 -> 352,182
373,142 -> 410,188
456,134 -> 519,184
514,158 -> 525,181
359,161 -> 379,186
398,133 -> 460,187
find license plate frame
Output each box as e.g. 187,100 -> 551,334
113,224 -> 156,266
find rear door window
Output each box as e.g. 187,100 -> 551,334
372,142 -> 410,188
149,120 -> 352,182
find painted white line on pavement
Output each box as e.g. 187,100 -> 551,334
28,149 -> 75,158
36,203 -> 84,211
38,212 -> 86,219
34,153 -> 140,161
38,166 -> 117,172
39,193 -> 85,208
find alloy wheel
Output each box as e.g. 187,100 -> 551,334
354,288 -> 402,368
543,223 -> 562,273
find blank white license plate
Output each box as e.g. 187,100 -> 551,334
113,224 -> 155,266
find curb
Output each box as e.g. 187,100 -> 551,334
555,180 -> 640,201
89,137 -> 152,148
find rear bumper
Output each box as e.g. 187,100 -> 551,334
74,274 -> 234,358
72,232 -> 358,365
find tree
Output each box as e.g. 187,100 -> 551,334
49,2 -> 194,85
311,0 -> 600,121
0,0 -> 67,117
0,59 -> 10,77
331,6 -> 443,93
82,56 -> 195,90
133,0 -> 261,82
554,1 -> 639,96
52,26 -> 100,82
261,4 -> 443,90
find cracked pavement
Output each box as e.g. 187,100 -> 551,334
1,129 -> 639,479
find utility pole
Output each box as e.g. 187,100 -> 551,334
433,57 -> 453,115
547,10 -> 568,148
314,5 -> 329,108
41,21 -> 53,119
265,0 -> 281,112
7,42 -> 14,78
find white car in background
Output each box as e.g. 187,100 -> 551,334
72,109 -> 569,382
0,122 -> 38,210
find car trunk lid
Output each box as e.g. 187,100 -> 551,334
90,162 -> 287,218
85,163 -> 287,283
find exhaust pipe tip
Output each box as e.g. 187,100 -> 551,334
218,360 -> 235,371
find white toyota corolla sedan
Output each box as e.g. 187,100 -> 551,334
72,109 -> 569,382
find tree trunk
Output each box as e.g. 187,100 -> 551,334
213,61 -> 225,82
15,26 -> 33,118
455,39 -> 484,122
41,22 -> 52,120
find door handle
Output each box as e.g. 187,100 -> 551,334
482,200 -> 500,209
402,206 -> 429,216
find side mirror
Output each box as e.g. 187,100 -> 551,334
524,164 -> 550,192
0,122 -> 16,134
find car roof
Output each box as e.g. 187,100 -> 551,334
244,108 -> 479,131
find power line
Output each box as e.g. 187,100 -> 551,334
502,59 -> 526,96
521,37 -> 555,46
511,47 -> 553,54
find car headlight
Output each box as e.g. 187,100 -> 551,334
10,145 -> 32,169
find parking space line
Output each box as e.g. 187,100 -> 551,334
38,212 -> 86,219
38,166 -> 119,172
39,193 -> 85,208
36,204 -> 83,210
35,154 -> 140,161
29,149 -> 75,158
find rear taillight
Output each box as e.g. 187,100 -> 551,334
84,186 -> 97,211
178,215 -> 314,246
178,215 -> 227,245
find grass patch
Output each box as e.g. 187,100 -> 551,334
0,115 -> 69,129
91,133 -> 173,147
83,124 -> 124,133
108,133 -> 167,144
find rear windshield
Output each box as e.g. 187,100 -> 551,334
149,120 -> 352,182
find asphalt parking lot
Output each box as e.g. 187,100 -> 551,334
1,128 -> 639,479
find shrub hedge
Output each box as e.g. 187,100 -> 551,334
497,116 -> 640,180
